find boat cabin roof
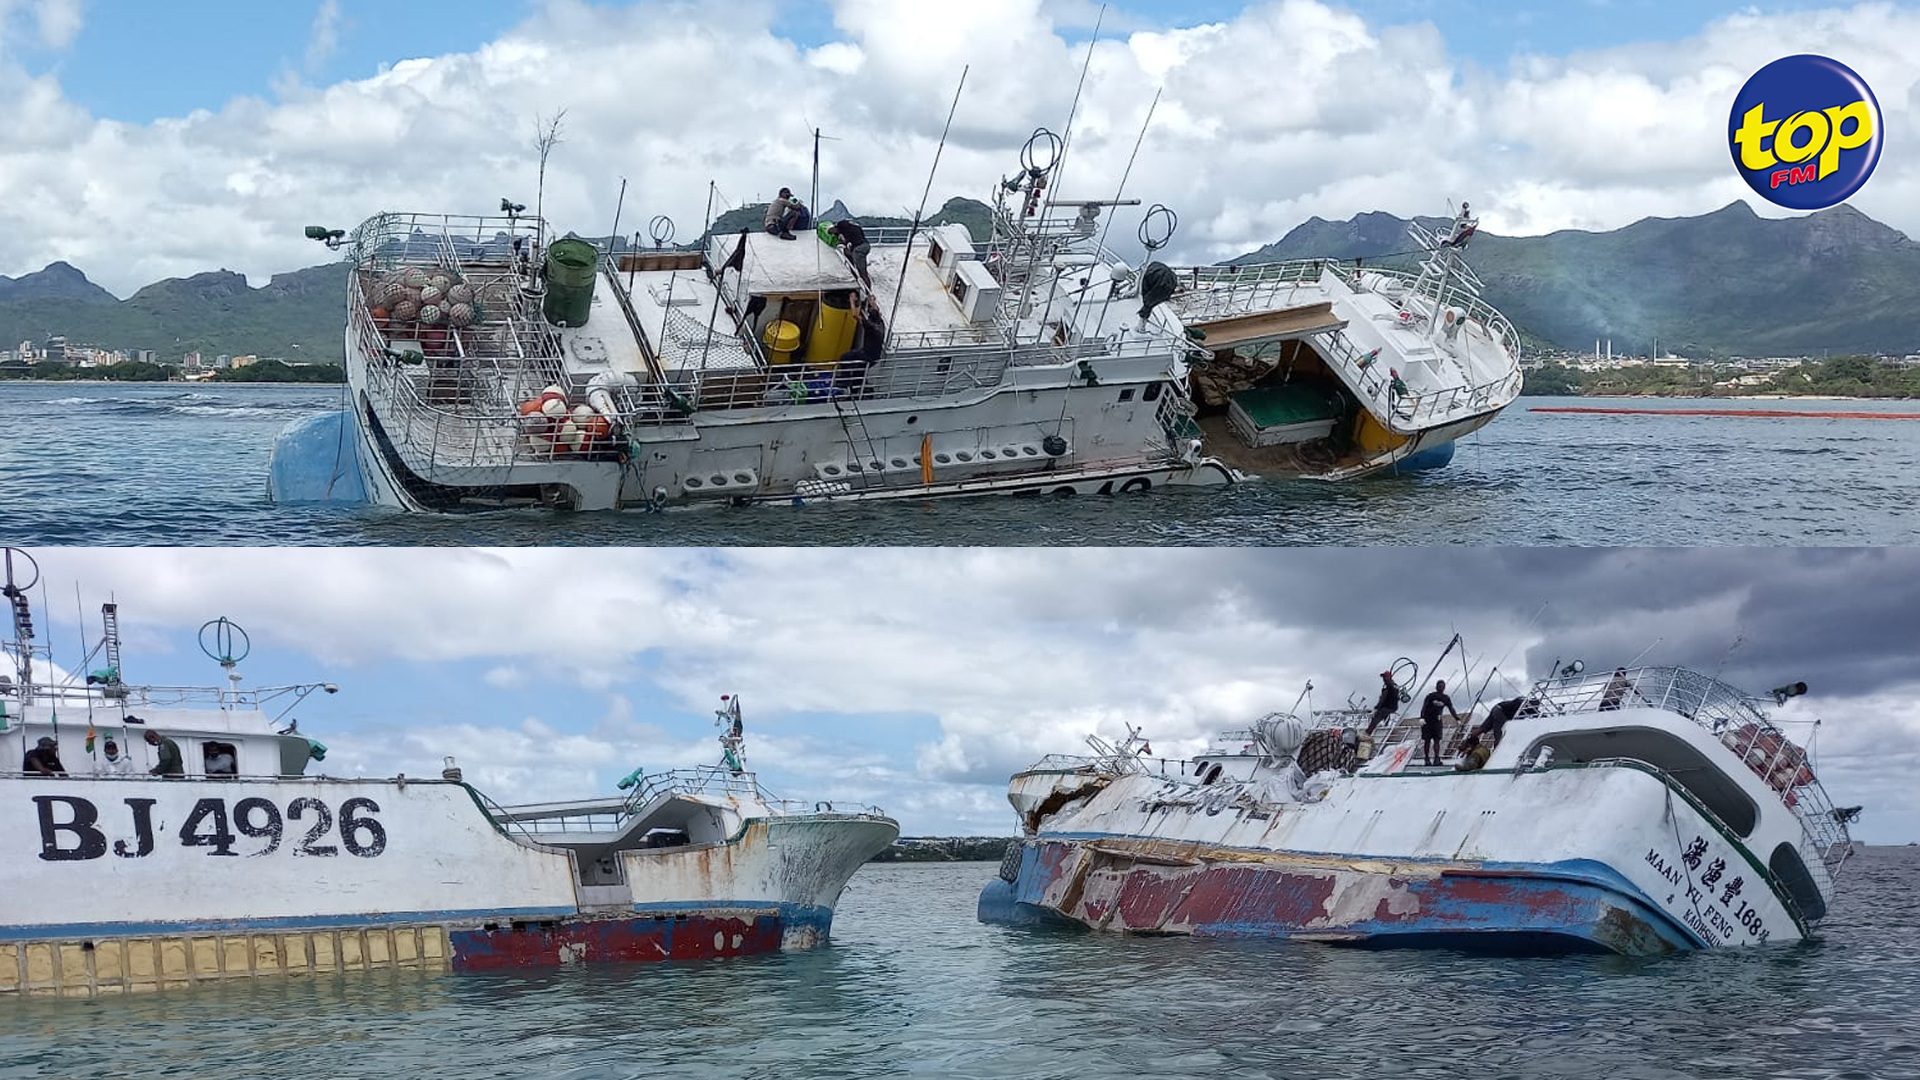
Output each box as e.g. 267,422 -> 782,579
705,229 -> 862,295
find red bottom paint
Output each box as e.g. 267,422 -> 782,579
449,909 -> 804,971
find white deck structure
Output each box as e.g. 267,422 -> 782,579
981,654 -> 1855,956
1,555 -> 896,996
281,132 -> 1522,512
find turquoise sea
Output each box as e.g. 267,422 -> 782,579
1,383 -> 1917,545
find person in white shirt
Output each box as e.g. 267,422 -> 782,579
93,736 -> 138,776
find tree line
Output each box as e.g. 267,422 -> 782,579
0,359 -> 345,383
1521,355 -> 1920,399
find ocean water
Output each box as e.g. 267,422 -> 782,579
2,382 -> 1917,546
2,850 -> 1916,1080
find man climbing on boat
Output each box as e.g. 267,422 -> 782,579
834,296 -> 887,398
1473,695 -> 1528,744
827,218 -> 872,285
1368,671 -> 1400,735
1419,680 -> 1463,766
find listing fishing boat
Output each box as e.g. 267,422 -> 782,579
1165,204 -> 1523,476
978,641 -> 1858,955
0,550 -> 897,998
267,130 -> 1520,511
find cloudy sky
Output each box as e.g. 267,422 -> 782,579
0,0 -> 1913,295
11,546 -> 1917,845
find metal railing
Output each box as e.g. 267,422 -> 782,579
1164,260 -> 1331,322
1328,262 -> 1516,357
491,765 -> 888,837
1526,666 -> 1854,884
1312,318 -> 1524,431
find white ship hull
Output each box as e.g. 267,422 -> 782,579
3,771 -> 895,996
981,667 -> 1853,956
269,143 -> 1521,512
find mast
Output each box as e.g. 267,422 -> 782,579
2,547 -> 38,704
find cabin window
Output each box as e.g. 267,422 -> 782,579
577,853 -> 627,887
1143,382 -> 1163,402
1521,726 -> 1760,837
1118,388 -> 1135,403
203,741 -> 238,778
1768,843 -> 1827,922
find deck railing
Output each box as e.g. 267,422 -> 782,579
1526,665 -> 1854,884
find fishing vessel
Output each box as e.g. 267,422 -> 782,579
978,641 -> 1858,955
0,550 -> 897,998
267,130 -> 1520,511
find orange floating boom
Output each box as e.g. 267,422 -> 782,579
1530,406 -> 1920,420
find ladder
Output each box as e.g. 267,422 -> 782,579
834,396 -> 887,491
98,602 -> 128,698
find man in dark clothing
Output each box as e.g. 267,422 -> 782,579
1474,696 -> 1526,744
1367,671 -> 1400,735
1419,680 -> 1463,767
835,298 -> 887,398
827,219 -> 872,285
145,728 -> 184,777
23,737 -> 65,776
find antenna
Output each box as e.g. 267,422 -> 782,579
1046,3 -> 1106,215
805,125 -> 841,214
606,176 -> 628,261
2,547 -> 40,701
198,617 -> 251,709
888,65 -> 968,346
715,693 -> 746,774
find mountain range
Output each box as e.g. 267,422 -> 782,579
1232,201 -> 1920,357
4,199 -> 1915,363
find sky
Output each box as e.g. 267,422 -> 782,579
0,0 -> 1914,295
9,546 -> 1918,845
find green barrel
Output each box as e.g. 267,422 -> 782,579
542,238 -> 599,328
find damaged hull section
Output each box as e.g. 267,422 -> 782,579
449,902 -> 831,971
980,837 -> 1695,955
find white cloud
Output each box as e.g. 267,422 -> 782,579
24,547 -> 1920,844
305,0 -> 341,75
2,0 -> 1916,295
481,664 -> 527,689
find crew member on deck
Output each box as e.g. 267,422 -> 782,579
94,737 -> 136,776
1454,734 -> 1491,772
23,737 -> 65,776
1600,668 -> 1636,711
835,297 -> 887,398
828,218 -> 872,285
1473,696 -> 1526,744
1368,671 -> 1400,735
1419,681 -> 1462,767
145,729 -> 184,777
765,189 -> 811,240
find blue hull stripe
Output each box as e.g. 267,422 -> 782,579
988,835 -> 1706,952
